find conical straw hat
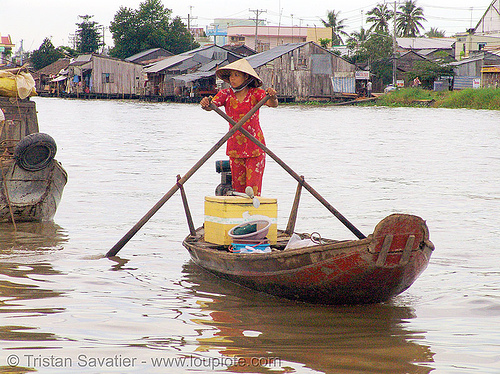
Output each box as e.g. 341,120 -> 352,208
216,58 -> 262,87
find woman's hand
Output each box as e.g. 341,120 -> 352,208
266,88 -> 278,107
266,87 -> 277,99
200,96 -> 212,111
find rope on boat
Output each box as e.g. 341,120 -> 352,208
310,232 -> 324,244
0,157 -> 17,230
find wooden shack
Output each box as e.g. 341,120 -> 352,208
32,58 -> 71,95
481,65 -> 500,87
143,55 -> 199,96
451,51 -> 500,89
144,45 -> 242,98
245,41 -> 357,101
165,71 -> 216,100
66,54 -> 145,98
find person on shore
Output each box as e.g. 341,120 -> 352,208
366,80 -> 372,97
200,59 -> 278,196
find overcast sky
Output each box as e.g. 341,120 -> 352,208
2,0 -> 491,52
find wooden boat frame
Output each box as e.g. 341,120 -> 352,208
179,98 -> 434,305
182,175 -> 434,305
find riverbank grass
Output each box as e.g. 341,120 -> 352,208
378,87 -> 500,110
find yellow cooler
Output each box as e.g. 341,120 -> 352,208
204,196 -> 277,245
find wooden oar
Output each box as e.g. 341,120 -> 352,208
209,102 -> 366,240
105,94 -> 270,257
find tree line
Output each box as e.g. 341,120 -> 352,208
30,0 -> 197,70
29,0 -> 452,87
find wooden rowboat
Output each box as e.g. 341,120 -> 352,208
183,213 -> 434,305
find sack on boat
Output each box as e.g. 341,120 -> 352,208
0,69 -> 37,99
285,234 -> 317,250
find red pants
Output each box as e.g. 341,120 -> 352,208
230,155 -> 265,196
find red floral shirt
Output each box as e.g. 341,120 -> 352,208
212,87 -> 266,158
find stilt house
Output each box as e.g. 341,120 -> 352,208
66,54 -> 144,98
245,41 -> 357,101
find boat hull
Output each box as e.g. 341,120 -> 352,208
183,214 -> 434,305
0,159 -> 67,222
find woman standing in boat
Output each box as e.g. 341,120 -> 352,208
200,58 -> 278,196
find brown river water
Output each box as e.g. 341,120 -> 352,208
0,97 -> 498,373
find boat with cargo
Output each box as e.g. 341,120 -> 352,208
0,68 -> 67,223
182,173 -> 434,305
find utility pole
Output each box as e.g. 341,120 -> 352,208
392,1 -> 397,86
250,9 -> 266,52
184,6 -> 197,49
101,26 -> 106,54
188,6 -> 192,31
187,6 -> 198,33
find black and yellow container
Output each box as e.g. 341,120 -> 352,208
204,196 -> 277,245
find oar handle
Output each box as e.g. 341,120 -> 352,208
105,94 -> 270,257
210,104 -> 366,239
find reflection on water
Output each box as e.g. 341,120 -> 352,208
181,262 -> 434,373
0,222 -> 68,343
0,221 -> 68,253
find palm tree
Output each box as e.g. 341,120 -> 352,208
366,3 -> 393,35
345,27 -> 370,61
396,0 -> 426,37
321,10 -> 349,45
347,27 -> 369,51
425,27 -> 446,38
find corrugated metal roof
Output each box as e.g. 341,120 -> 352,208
399,50 -> 427,59
396,37 -> 455,50
35,58 -> 71,75
144,55 -> 193,73
487,49 -> 500,57
70,54 -> 92,66
450,56 -> 485,66
167,58 -> 200,72
416,48 -> 439,56
198,60 -> 224,71
245,42 -> 308,68
170,71 -> 215,84
180,45 -> 215,56
125,48 -> 161,61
